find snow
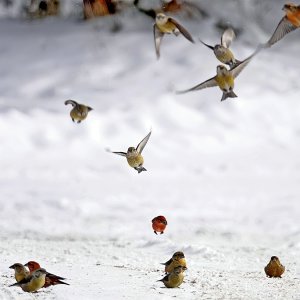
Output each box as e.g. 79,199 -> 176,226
0,4 -> 300,299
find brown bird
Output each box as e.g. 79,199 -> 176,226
25,261 -> 69,287
64,99 -> 93,123
152,215 -> 168,235
264,256 -> 285,278
265,3 -> 300,47
158,265 -> 187,288
9,263 -> 29,282
162,251 -> 187,274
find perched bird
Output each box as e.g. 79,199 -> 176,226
200,28 -> 241,69
158,265 -> 187,288
264,3 -> 300,47
264,256 -> 285,278
9,263 -> 29,283
152,215 -> 168,235
177,51 -> 257,101
64,99 -> 93,123
162,251 -> 187,274
10,268 -> 47,293
108,130 -> 152,174
25,261 -> 69,287
153,12 -> 194,59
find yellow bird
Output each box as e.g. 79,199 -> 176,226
161,251 -> 187,274
200,28 -> 241,69
177,51 -> 258,101
9,263 -> 29,283
108,130 -> 151,174
154,12 -> 194,59
10,268 -> 47,293
158,266 -> 187,288
265,3 -> 300,47
264,256 -> 285,278
64,99 -> 93,123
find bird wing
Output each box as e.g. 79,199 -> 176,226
12,274 -> 33,286
231,47 -> 261,79
161,258 -> 173,266
199,39 -> 214,50
136,130 -> 152,154
64,99 -> 78,107
110,151 -> 127,157
221,28 -> 236,48
176,76 -> 217,94
153,24 -> 164,59
169,18 -> 195,43
266,17 -> 297,47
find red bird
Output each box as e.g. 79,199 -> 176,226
152,216 -> 168,235
24,261 -> 69,288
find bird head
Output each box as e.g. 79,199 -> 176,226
217,65 -> 228,75
173,265 -> 187,274
173,251 -> 185,261
156,13 -> 168,24
34,268 -> 47,278
152,215 -> 167,225
283,3 -> 296,11
9,263 -> 24,272
271,256 -> 279,262
127,147 -> 136,154
24,261 -> 41,272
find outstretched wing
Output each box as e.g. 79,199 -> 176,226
169,18 -> 195,43
231,48 -> 261,79
153,24 -> 164,59
265,17 -> 297,47
199,39 -> 214,50
64,99 -> 78,107
136,130 -> 152,154
176,77 -> 217,94
221,28 -> 236,48
110,151 -> 127,157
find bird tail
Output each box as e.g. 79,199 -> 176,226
56,280 -> 70,285
9,283 -> 20,287
160,263 -> 167,266
221,90 -> 237,101
137,167 -> 147,174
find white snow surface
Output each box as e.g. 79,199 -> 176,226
0,7 -> 300,300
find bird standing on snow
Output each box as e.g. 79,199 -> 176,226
158,265 -> 187,288
177,51 -> 258,101
64,99 -> 93,123
108,130 -> 152,174
10,268 -> 47,292
162,251 -> 187,274
9,263 -> 29,283
25,261 -> 69,287
264,256 -> 285,278
152,215 -> 168,235
153,13 -> 194,59
200,28 -> 241,69
264,3 -> 300,47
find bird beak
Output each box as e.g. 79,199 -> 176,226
9,265 -> 15,269
24,263 -> 28,267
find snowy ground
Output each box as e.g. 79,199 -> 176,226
0,5 -> 300,299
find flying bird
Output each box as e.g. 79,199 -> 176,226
10,268 -> 47,293
161,251 -> 187,274
152,215 -> 168,235
154,13 -> 194,59
25,261 -> 69,287
264,3 -> 300,47
158,266 -> 187,288
199,28 -> 241,69
65,99 -> 93,123
107,130 -> 152,174
177,51 -> 258,101
9,263 -> 29,282
264,256 -> 285,278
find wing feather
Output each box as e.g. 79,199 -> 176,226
221,28 -> 236,48
169,18 -> 195,43
153,24 -> 164,59
136,130 -> 151,154
176,77 -> 217,94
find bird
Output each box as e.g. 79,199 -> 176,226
158,265 -> 187,288
176,50 -> 258,101
162,251 -> 187,274
25,261 -> 69,287
9,263 -> 29,283
199,28 -> 241,69
107,130 -> 152,174
64,99 -> 93,123
10,268 -> 47,292
152,215 -> 168,235
264,3 -> 300,47
153,12 -> 194,59
264,256 -> 285,278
